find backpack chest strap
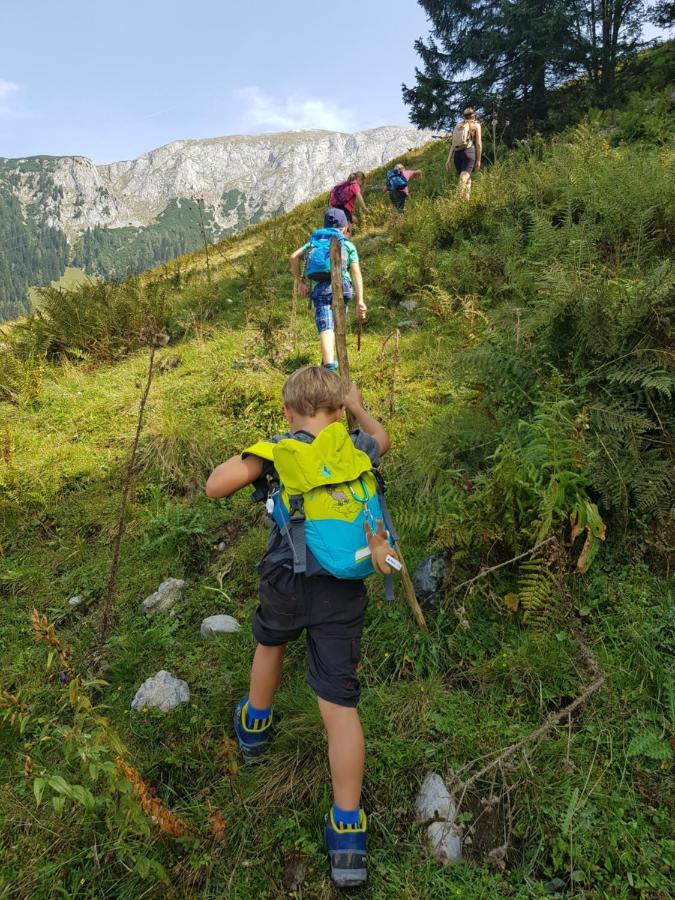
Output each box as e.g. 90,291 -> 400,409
287,494 -> 307,574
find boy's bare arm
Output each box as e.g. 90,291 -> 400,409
290,247 -> 309,296
344,384 -> 390,455
205,454 -> 264,499
350,261 -> 366,320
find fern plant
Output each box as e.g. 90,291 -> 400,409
517,555 -> 556,630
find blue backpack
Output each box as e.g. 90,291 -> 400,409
305,228 -> 347,283
244,423 -> 399,597
386,169 -> 408,191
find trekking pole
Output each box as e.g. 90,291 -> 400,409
357,317 -> 363,352
330,242 -> 427,632
291,280 -> 298,349
396,552 -> 428,632
330,237 -> 356,430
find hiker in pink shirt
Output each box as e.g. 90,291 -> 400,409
330,172 -> 368,223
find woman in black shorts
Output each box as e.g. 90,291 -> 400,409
445,108 -> 482,200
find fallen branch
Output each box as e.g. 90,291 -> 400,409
98,335 -> 162,640
457,671 -> 605,795
440,639 -> 606,849
451,536 -> 557,594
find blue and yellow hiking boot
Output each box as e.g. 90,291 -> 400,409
325,807 -> 367,887
233,696 -> 274,765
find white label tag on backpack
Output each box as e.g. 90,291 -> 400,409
355,546 -> 372,562
385,554 -> 403,572
266,498 -> 275,514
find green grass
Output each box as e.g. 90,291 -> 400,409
1,90 -> 673,897
27,266 -> 96,307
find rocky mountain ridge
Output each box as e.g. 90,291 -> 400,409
0,125 -> 433,319
3,126 -> 434,239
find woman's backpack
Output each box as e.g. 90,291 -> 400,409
330,181 -> 357,207
305,228 -> 347,282
452,121 -> 473,151
386,169 -> 408,191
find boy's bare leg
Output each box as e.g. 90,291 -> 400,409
318,697 -> 365,809
249,643 -> 286,709
319,329 -> 336,366
458,171 -> 471,200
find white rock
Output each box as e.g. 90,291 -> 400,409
140,578 -> 185,615
131,671 -> 190,712
416,772 -> 453,822
400,299 -> 418,312
68,595 -> 83,607
217,542 -> 227,553
427,820 -> 462,865
200,614 -> 241,639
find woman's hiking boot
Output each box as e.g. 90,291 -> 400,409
324,808 -> 367,887
233,695 -> 274,765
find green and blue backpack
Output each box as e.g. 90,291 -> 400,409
245,422 -> 397,590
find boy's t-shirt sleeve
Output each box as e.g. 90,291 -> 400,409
345,240 -> 359,267
351,429 -> 380,467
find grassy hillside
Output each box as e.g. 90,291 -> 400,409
1,90 -> 673,897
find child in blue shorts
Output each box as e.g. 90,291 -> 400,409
290,207 -> 367,371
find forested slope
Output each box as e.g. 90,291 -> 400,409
0,87 -> 673,897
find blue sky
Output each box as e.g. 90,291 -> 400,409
0,0 -> 430,163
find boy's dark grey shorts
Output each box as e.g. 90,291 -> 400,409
252,557 -> 368,708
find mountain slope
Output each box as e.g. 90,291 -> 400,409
1,94 -> 673,896
0,126 -> 432,320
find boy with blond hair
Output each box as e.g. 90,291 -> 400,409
205,366 -> 390,887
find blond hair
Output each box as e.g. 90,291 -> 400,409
282,366 -> 345,416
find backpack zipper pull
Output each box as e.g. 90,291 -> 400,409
266,497 -> 274,515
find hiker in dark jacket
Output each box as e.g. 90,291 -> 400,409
330,172 -> 367,223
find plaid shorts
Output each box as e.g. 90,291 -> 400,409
311,282 -> 352,334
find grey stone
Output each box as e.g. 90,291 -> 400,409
217,541 -> 227,553
427,821 -> 462,865
68,595 -> 83,607
412,553 -> 450,613
131,671 -> 190,712
397,319 -> 419,330
400,299 -> 418,312
544,878 -> 567,895
416,772 -> 453,822
140,578 -> 185,616
200,614 -> 241,639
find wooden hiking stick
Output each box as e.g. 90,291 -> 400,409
291,280 -> 298,349
357,317 -> 363,352
330,237 -> 356,430
330,238 -> 427,632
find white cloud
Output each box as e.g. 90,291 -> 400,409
0,79 -> 21,116
235,87 -> 357,133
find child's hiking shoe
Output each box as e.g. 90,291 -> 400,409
325,808 -> 367,887
233,695 -> 274,765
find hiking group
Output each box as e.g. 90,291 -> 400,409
205,114 -> 481,888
